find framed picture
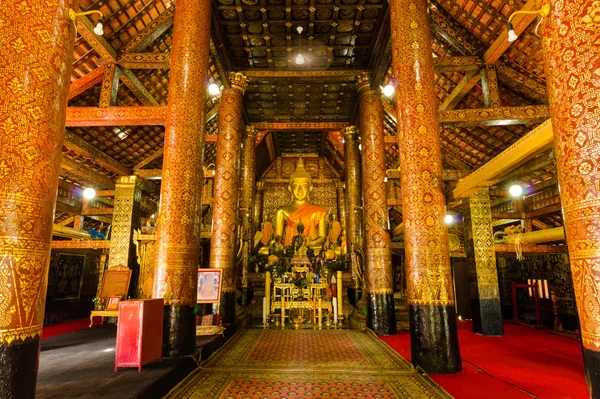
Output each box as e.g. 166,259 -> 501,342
197,269 -> 222,303
106,296 -> 121,311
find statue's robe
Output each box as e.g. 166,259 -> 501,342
328,220 -> 342,244
283,203 -> 327,246
259,221 -> 274,246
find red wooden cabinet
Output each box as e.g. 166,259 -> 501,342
114,299 -> 164,372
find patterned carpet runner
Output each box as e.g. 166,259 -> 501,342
166,329 -> 452,398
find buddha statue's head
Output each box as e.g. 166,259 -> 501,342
289,158 -> 312,203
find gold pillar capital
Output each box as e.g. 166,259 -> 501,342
246,125 -> 258,138
229,72 -> 249,95
342,125 -> 357,138
336,180 -> 345,191
256,181 -> 265,191
356,71 -> 372,94
116,175 -> 141,185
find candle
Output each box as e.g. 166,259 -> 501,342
281,295 -> 285,327
333,297 -> 338,323
318,297 -> 322,328
312,295 -> 316,324
262,297 -> 266,323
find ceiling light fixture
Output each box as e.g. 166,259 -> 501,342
295,26 -> 306,66
383,84 -> 395,97
509,184 -> 524,197
506,3 -> 551,43
444,214 -> 455,225
83,187 -> 96,200
208,83 -> 220,96
69,9 -> 104,36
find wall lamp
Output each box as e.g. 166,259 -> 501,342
69,9 -> 105,36
506,3 -> 551,42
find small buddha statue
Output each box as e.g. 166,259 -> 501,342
291,219 -> 308,258
255,214 -> 274,252
274,158 -> 328,251
327,213 -> 342,245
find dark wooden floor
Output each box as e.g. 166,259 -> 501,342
36,324 -> 213,399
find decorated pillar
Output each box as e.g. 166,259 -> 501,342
389,0 -> 461,372
253,182 -> 265,233
343,126 -> 363,285
0,1 -> 78,396
462,188 -> 503,336
108,176 -> 142,297
152,0 -> 211,357
357,72 -> 396,335
239,125 -> 258,305
542,2 -> 600,394
335,181 -> 347,247
210,72 -> 248,324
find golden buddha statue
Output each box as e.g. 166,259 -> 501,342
275,158 -> 328,250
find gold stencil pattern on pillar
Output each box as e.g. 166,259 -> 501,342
108,176 -> 142,268
389,0 -> 454,306
153,0 -> 211,306
542,0 -> 600,350
358,73 -> 393,296
467,188 -> 499,301
210,77 -> 247,293
0,0 -> 77,344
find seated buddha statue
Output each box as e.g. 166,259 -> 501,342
274,158 -> 328,251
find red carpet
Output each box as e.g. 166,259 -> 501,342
380,321 -> 588,399
42,319 -> 90,339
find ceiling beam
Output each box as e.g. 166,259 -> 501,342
75,15 -> 116,62
453,119 -> 553,198
134,169 -> 162,179
494,243 -> 567,254
134,148 -> 162,170
98,63 -> 120,108
438,70 -> 481,110
68,65 -> 106,100
117,53 -> 171,69
120,6 -> 175,54
60,157 -> 116,190
63,132 -> 132,176
65,106 -> 166,127
239,70 -> 361,79
439,105 -> 550,127
119,68 -> 159,106
433,56 -> 482,73
253,122 -> 348,131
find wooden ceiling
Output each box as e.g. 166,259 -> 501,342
58,0 -> 561,233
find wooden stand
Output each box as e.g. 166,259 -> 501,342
114,299 -> 164,372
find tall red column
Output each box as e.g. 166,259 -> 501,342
239,125 -> 258,306
542,2 -> 600,394
389,0 -> 461,372
152,0 -> 211,357
0,1 -> 79,396
210,73 -> 248,324
357,72 -> 396,335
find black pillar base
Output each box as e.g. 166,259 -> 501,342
237,287 -> 254,308
220,291 -> 236,325
583,347 -> 600,398
409,305 -> 461,373
162,305 -> 195,358
471,298 -> 504,336
367,293 -> 397,335
0,337 -> 40,399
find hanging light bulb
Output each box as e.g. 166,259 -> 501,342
208,83 -> 220,95
444,214 -> 454,225
93,17 -> 105,36
295,26 -> 305,65
509,184 -> 523,197
383,84 -> 395,97
506,21 -> 518,42
83,187 -> 96,200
